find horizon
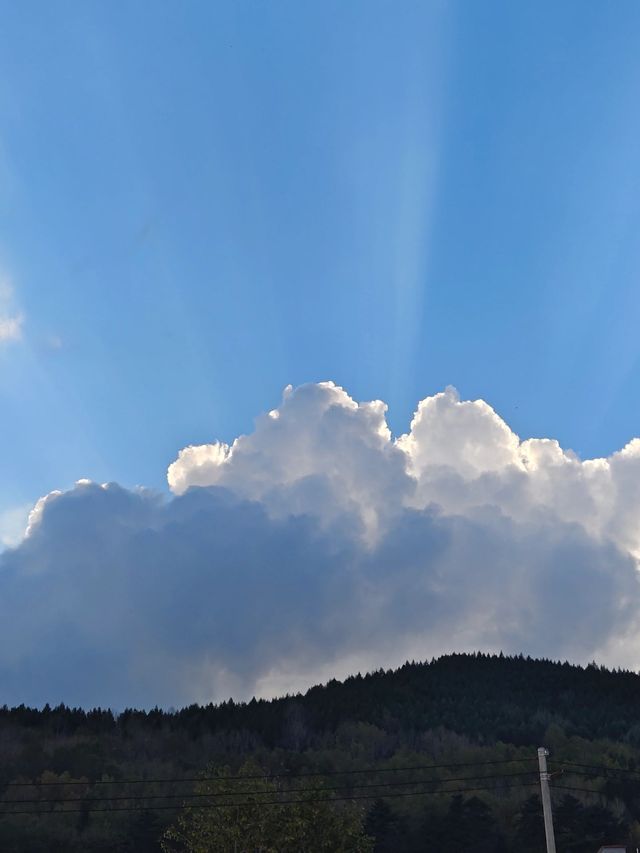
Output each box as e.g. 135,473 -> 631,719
2,649 -> 637,714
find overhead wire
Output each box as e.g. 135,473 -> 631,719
2,756 -> 536,788
550,784 -> 610,797
555,761 -> 640,779
0,769 -> 540,807
7,755 -> 631,819
0,780 -> 541,817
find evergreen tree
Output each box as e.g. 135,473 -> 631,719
364,799 -> 401,852
513,795 -> 545,853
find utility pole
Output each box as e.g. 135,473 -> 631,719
538,747 -> 557,853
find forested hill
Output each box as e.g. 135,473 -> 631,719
3,653 -> 640,852
180,652 -> 640,746
4,652 -> 640,747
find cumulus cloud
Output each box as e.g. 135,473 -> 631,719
1,382 -> 640,708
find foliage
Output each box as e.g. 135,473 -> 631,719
160,761 -> 373,852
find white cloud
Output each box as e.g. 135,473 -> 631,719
0,277 -> 24,343
168,381 -> 640,558
0,503 -> 32,550
168,381 -> 408,537
398,385 -> 522,478
0,312 -> 24,342
2,382 -> 640,708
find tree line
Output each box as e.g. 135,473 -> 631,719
1,652 -> 639,850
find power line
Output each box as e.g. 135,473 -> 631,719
555,761 -> 640,779
550,784 -> 609,797
3,756 -> 536,788
0,780 -> 540,817
1,769 -> 540,807
556,768 -> 640,785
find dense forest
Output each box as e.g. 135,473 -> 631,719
2,653 -> 640,850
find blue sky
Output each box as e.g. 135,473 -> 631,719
2,0 -> 640,515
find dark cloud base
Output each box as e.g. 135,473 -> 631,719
0,480 -> 636,709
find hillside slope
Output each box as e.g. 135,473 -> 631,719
1,653 -> 639,851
